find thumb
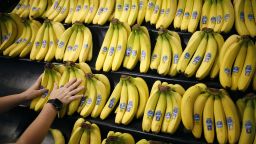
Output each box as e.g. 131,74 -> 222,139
37,88 -> 48,95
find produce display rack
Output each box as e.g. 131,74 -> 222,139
0,0 -> 253,144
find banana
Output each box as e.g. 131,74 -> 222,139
220,0 -> 235,33
196,32 -> 218,80
200,0 -> 211,30
130,77 -> 149,119
220,89 -> 240,143
188,0 -> 203,32
120,0 -> 131,23
161,91 -> 172,133
55,26 -> 74,61
219,40 -> 243,89
119,133 -> 135,144
103,24 -> 119,72
208,0 -> 217,29
150,34 -> 162,70
151,89 -> 166,133
12,0 -> 24,14
231,41 -> 247,90
244,0 -> 256,37
236,98 -> 246,122
177,31 -> 205,73
239,99 -> 255,144
94,74 -> 110,96
72,0 -> 84,23
69,127 -> 84,144
63,25 -> 78,62
157,34 -> 171,75
30,69 -> 49,109
155,0 -> 167,28
92,0 -> 106,24
121,81 -> 139,125
65,0 -> 78,23
203,95 -> 215,143
123,28 -> 135,68
126,29 -> 140,70
44,0 -> 60,18
209,33 -> 224,79
80,77 -> 96,117
49,129 -> 65,144
98,0 -> 115,25
142,81 -> 161,132
168,84 -> 185,96
79,26 -> 92,62
139,28 -> 151,73
191,93 -> 209,138
219,34 -> 240,63
145,0 -> 156,22
90,123 -> 101,144
95,23 -> 114,71
91,77 -> 108,118
181,83 -> 207,130
30,21 -> 45,60
173,0 -> 186,29
137,139 -> 149,144
165,33 -> 182,76
44,23 -> 57,62
114,0 -> 124,19
166,91 -> 182,134
150,0 -> 162,25
234,0 -> 250,35
238,40 -> 256,91
180,0 -> 194,31
112,24 -> 128,71
69,25 -> 84,62
214,0 -> 224,32
157,0 -> 177,29
214,95 -> 228,144
100,80 -> 123,120
128,0 -> 139,25
51,21 -> 65,41
184,33 -> 208,78
115,80 -> 128,124
137,0 -> 148,25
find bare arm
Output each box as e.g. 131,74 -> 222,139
0,76 -> 46,113
16,78 -> 84,144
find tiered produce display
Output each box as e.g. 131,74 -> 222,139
0,0 -> 256,143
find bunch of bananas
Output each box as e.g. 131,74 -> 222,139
234,0 -> 256,37
200,0 -> 235,33
29,20 -> 64,62
150,29 -> 182,76
69,118 -> 101,144
0,13 -> 23,53
55,23 -> 93,63
77,73 -> 111,119
11,0 -> 53,18
173,0 -> 202,32
177,30 -> 224,80
142,80 -> 184,134
144,0 -> 177,29
102,131 -> 135,144
114,0 -> 147,26
1,17 -> 41,58
219,35 -> 256,91
30,64 -> 61,112
100,75 -> 149,125
123,25 -> 151,73
236,94 -> 256,144
95,19 -> 131,72
49,128 -> 65,144
181,83 -> 240,143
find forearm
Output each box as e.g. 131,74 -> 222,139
0,93 -> 26,113
16,103 -> 57,144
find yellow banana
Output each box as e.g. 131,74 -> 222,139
173,0 -> 186,29
188,0 -> 203,32
220,0 -> 235,33
150,34 -> 162,70
49,129 -> 65,144
157,34 -> 171,75
203,95 -> 215,143
180,0 -> 194,31
200,0 -> 211,30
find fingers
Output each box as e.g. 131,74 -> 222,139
33,74 -> 43,88
67,79 -> 82,91
68,94 -> 83,102
69,86 -> 84,96
53,83 -> 58,91
64,78 -> 77,88
38,88 -> 48,95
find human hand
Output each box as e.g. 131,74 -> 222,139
20,75 -> 48,101
49,78 -> 84,104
